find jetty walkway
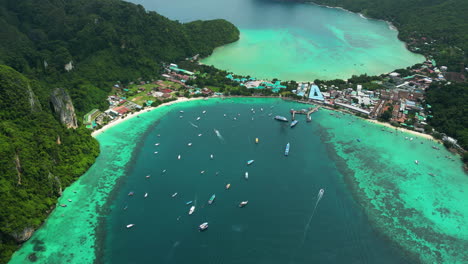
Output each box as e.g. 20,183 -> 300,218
290,106 -> 320,122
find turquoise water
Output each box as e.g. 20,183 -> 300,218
129,0 -> 424,80
9,98 -> 467,264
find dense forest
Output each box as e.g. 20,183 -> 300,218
0,0 -> 239,262
0,0 -> 239,115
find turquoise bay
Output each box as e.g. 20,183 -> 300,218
131,0 -> 424,80
9,98 -> 467,264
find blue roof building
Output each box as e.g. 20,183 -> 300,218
308,85 -> 324,101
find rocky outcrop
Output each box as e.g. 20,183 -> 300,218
10,227 -> 35,243
50,88 -> 78,129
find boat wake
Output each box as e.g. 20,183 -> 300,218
289,188 -> 325,263
214,129 -> 224,141
189,122 -> 198,128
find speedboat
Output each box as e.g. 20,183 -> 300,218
155,143 -> 160,146
126,224 -> 135,228
178,155 -> 181,160
202,110 -> 207,114
144,193 -> 148,198
274,115 -> 288,122
225,183 -> 231,190
186,201 -> 193,205
189,206 -> 195,215
199,222 -> 208,231
201,170 -> 205,174
210,154 -> 214,159
198,134 -> 202,137
154,151 -> 158,154
172,192 -> 178,197
290,120 -> 298,128
188,143 -> 192,146
196,117 -> 201,120
208,194 -> 216,204
239,201 -> 248,208
245,172 -> 249,180
285,143 -> 290,156
247,160 -> 254,165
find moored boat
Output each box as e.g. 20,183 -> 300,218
128,191 -> 134,196
126,224 -> 135,228
208,194 -> 216,204
225,183 -> 231,190
415,160 -> 419,165
285,143 -> 290,156
290,120 -> 298,128
144,192 -> 148,198
255,138 -> 259,144
239,201 -> 248,208
247,160 -> 254,165
186,201 -> 193,205
274,115 -> 288,122
199,222 -> 209,231
245,172 -> 249,180
178,154 -> 181,160
188,142 -> 192,146
210,154 -> 214,159
189,205 -> 195,215
172,192 -> 178,198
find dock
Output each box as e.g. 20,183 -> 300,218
290,106 -> 320,122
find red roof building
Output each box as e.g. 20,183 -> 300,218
113,106 -> 131,115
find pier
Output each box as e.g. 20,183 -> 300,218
290,106 -> 320,122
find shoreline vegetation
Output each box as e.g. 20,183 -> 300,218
0,0 -> 466,263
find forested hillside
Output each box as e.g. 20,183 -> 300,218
0,0 -> 239,262
0,0 -> 239,114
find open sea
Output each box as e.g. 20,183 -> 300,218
127,0 -> 424,80
9,98 -> 468,264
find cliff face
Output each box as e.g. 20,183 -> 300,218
50,88 -> 78,129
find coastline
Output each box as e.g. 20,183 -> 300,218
91,97 -> 206,137
365,119 -> 436,141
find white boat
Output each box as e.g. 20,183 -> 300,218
144,193 -> 148,198
179,116 -> 183,118
126,224 -> 135,228
198,134 -> 202,137
145,175 -> 150,179
199,222 -> 208,231
162,169 -> 167,173
189,206 -> 195,215
201,170 -> 205,174
239,201 -> 248,208
224,114 -> 227,117
154,151 -> 158,154
415,160 -> 419,165
178,155 -> 181,160
202,110 -> 207,114
247,160 -> 254,165
155,143 -> 160,146
245,172 -> 249,180
188,143 -> 192,146
210,154 -> 214,159
180,110 -> 184,113
172,192 -> 178,197
196,117 -> 201,120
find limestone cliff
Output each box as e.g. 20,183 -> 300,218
50,88 -> 78,129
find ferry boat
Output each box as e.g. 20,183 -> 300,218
245,172 -> 249,180
274,115 -> 288,122
208,194 -> 216,204
189,206 -> 195,215
285,143 -> 290,156
247,160 -> 254,165
225,183 -> 231,190
126,224 -> 135,228
199,222 -> 209,231
239,201 -> 248,208
290,120 -> 298,128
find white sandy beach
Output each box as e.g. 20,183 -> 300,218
366,119 -> 437,141
91,97 -> 206,137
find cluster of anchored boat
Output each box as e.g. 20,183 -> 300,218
125,107 -> 304,232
